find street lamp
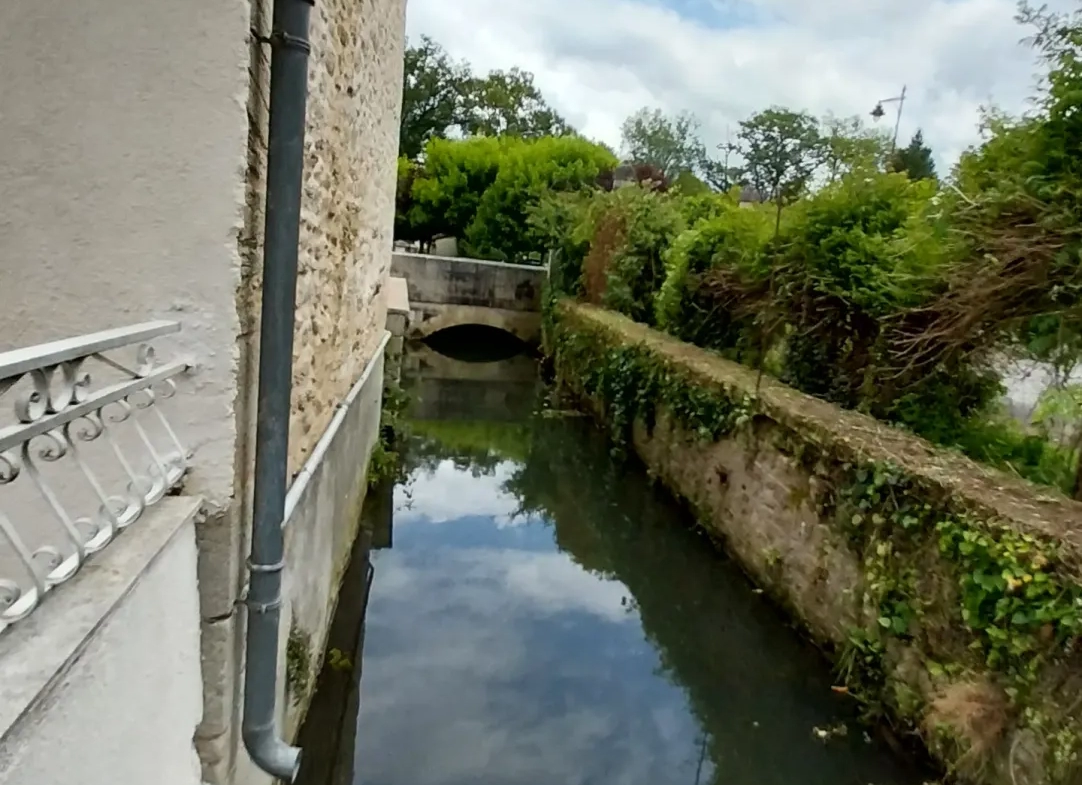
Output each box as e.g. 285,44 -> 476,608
870,84 -> 907,153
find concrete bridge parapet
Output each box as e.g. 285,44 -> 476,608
390,252 -> 546,344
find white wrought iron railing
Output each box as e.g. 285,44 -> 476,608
0,322 -> 191,633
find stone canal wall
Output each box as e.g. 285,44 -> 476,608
550,301 -> 1082,785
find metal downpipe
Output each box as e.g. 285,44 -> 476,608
242,0 -> 313,780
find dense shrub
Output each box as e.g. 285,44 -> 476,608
675,190 -> 734,227
528,186 -> 684,324
466,136 -> 616,262
400,135 -> 615,262
407,136 -> 508,247
576,188 -> 683,324
526,190 -> 593,298
654,203 -> 774,358
550,163 -> 1076,493
771,172 -> 969,421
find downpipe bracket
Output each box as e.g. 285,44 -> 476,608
248,556 -> 287,574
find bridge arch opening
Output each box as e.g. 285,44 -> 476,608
422,323 -> 530,363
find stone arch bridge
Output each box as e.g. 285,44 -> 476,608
390,252 -> 546,344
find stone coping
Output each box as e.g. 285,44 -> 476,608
560,303 -> 1082,558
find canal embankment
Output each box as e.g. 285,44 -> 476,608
298,338 -> 927,785
550,300 -> 1082,785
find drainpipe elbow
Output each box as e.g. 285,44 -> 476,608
243,723 -> 301,783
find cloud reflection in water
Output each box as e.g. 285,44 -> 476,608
356,460 -> 709,785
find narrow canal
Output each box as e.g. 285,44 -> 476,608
297,329 -> 930,785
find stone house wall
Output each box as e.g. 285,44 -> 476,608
289,0 -> 402,476
240,0 -> 403,478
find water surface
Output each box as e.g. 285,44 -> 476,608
300,341 -> 929,785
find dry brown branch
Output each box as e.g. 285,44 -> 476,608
882,194 -> 1082,381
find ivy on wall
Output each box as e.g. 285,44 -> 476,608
550,301 -> 1082,782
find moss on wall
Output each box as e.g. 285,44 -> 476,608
285,621 -> 313,707
550,300 -> 1082,785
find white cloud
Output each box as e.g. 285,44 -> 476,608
406,0 -> 1074,170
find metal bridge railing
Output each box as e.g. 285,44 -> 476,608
0,322 -> 191,633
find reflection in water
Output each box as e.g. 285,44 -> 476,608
403,342 -> 538,425
295,517 -> 378,785
302,345 -> 929,785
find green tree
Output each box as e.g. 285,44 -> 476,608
620,108 -> 707,180
889,130 -> 937,181
395,156 -> 424,246
461,68 -> 572,138
407,136 -> 509,245
399,36 -> 469,160
403,135 -> 614,261
821,114 -> 891,182
738,107 -> 823,231
466,135 -> 616,262
699,157 -> 744,192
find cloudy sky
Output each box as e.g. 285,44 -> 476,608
406,0 -> 1072,170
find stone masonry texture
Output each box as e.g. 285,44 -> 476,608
552,303 -> 1082,785
289,0 -> 405,476
239,0 -> 405,479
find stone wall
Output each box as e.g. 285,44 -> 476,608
288,0 -> 403,475
552,302 -> 1082,785
206,0 -> 406,781
244,0 -> 404,479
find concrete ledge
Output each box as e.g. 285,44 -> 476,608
284,332 -> 390,526
0,495 -> 203,742
280,332 -> 388,739
0,496 -> 204,785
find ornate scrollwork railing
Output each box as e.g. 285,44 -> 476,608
0,321 -> 191,633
